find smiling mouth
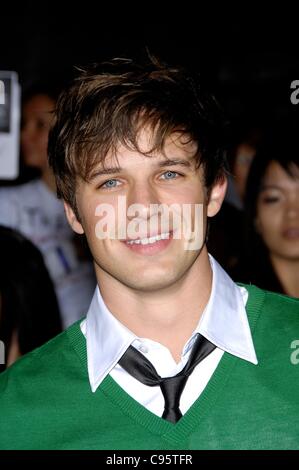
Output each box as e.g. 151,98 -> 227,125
124,231 -> 171,245
121,231 -> 174,256
282,228 -> 299,239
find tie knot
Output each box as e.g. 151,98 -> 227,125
160,375 -> 188,404
118,334 -> 216,423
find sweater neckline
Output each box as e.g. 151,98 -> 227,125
67,283 -> 265,447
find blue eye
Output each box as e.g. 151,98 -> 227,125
102,179 -> 119,189
162,171 -> 179,180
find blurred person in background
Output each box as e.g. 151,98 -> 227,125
208,122 -> 262,272
0,226 -> 62,372
0,84 -> 96,327
233,128 -> 299,297
225,123 -> 261,210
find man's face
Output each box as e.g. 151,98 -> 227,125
65,129 -> 225,292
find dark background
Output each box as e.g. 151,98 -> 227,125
1,3 -> 299,128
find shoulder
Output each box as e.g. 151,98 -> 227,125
262,288 -> 299,329
0,180 -> 39,198
0,321 -> 84,396
243,283 -> 299,315
0,321 -> 86,449
241,283 -> 299,347
0,180 -> 39,215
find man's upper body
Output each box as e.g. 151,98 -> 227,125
0,271 -> 298,449
0,57 -> 298,449
81,255 -> 256,416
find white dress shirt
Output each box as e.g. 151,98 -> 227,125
81,255 -> 258,417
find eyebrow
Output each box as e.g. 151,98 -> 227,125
157,159 -> 192,168
89,167 -> 122,181
89,159 -> 192,181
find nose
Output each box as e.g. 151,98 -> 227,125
285,198 -> 299,220
126,182 -> 161,220
21,122 -> 35,145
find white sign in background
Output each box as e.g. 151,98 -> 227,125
0,71 -> 21,179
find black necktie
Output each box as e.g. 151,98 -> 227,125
118,333 -> 216,423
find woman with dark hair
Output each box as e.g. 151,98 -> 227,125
0,226 -> 62,369
233,129 -> 299,297
207,121 -> 263,272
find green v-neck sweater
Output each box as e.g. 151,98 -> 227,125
0,285 -> 299,450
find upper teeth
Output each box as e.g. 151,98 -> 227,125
126,232 -> 170,245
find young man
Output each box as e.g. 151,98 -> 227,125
0,57 -> 298,450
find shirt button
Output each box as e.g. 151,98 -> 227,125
139,345 -> 148,354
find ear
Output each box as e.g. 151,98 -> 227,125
207,176 -> 227,218
64,201 -> 84,234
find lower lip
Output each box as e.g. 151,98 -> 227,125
122,233 -> 173,255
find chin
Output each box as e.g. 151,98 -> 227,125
121,272 -> 178,292
275,250 -> 299,261
129,280 -> 174,292
286,252 -> 299,261
24,158 -> 42,168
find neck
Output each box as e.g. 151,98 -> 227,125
96,248 -> 212,362
41,166 -> 57,193
270,254 -> 299,298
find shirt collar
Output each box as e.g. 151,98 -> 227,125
198,255 -> 258,364
82,254 -> 258,393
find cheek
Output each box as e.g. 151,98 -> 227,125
82,197 -> 120,241
37,132 -> 50,149
77,195 -> 97,229
256,205 -> 282,238
234,164 -> 245,179
169,184 -> 205,204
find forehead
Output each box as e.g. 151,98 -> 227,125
23,95 -> 55,116
263,161 -> 299,187
108,129 -> 198,165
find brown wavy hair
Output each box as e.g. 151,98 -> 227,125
48,56 -> 227,216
